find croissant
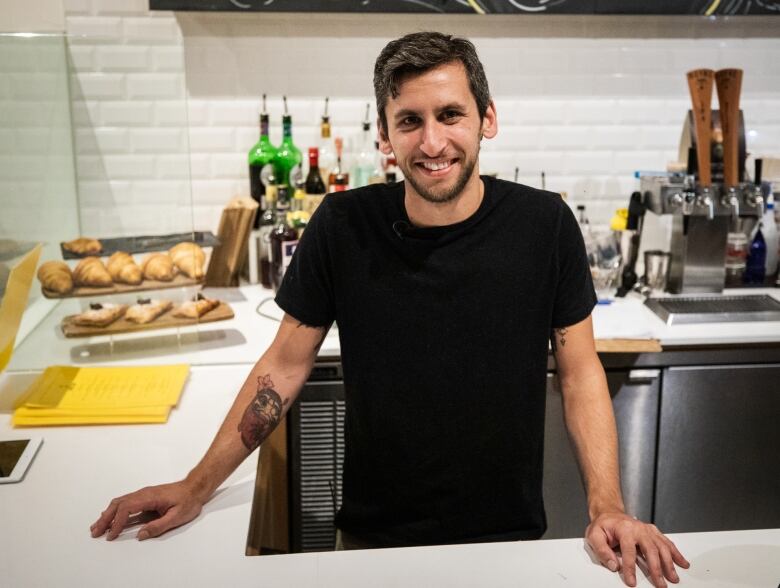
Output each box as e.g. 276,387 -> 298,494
107,252 -> 142,285
73,257 -> 112,287
63,237 -> 102,256
141,253 -> 175,282
169,242 -> 205,279
37,261 -> 74,294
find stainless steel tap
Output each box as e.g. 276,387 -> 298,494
746,185 -> 764,218
721,186 -> 740,219
697,187 -> 714,220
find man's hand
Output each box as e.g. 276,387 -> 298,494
586,512 -> 690,588
90,480 -> 207,541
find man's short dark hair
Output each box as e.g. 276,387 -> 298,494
373,31 -> 491,133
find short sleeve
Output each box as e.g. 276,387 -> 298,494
274,199 -> 336,327
551,203 -> 597,328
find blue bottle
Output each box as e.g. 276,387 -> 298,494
744,224 -> 767,285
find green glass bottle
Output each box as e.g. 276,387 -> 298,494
273,96 -> 303,190
248,94 -> 277,228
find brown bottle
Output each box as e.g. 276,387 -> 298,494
269,186 -> 299,292
327,137 -> 349,192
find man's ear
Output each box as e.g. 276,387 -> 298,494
481,100 -> 498,140
377,117 -> 393,155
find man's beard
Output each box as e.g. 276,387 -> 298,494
401,143 -> 480,204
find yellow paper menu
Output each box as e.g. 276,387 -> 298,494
12,364 -> 189,427
0,244 -> 42,373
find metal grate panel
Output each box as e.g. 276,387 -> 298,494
295,399 -> 345,552
645,295 -> 780,325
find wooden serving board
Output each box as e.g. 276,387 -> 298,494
61,301 -> 234,338
42,273 -> 204,299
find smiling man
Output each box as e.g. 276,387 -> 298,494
92,32 -> 688,588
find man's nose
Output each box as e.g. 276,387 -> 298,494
419,122 -> 446,157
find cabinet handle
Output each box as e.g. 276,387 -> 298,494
628,369 -> 660,382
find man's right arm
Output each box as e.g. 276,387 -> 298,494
90,313 -> 330,541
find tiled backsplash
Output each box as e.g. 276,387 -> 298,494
62,1 -> 780,235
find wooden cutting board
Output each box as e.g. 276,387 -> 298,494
43,273 -> 204,299
595,339 -> 662,353
61,301 -> 234,338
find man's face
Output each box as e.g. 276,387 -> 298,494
378,61 -> 497,204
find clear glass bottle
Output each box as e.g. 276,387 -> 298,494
318,97 -> 336,184
351,104 -> 375,188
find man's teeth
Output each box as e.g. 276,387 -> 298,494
421,160 -> 452,171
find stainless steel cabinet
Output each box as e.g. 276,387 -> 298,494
654,364 -> 780,533
543,370 -> 660,539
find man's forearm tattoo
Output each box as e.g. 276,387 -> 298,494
237,374 -> 288,451
550,327 -> 568,352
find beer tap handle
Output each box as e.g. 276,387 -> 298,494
699,190 -> 714,220
730,187 -> 739,219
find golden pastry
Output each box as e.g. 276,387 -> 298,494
125,298 -> 172,324
73,257 -> 112,288
173,294 -> 219,319
37,261 -> 74,294
107,252 -> 142,285
169,242 -> 205,279
141,253 -> 175,282
63,237 -> 102,256
72,303 -> 127,327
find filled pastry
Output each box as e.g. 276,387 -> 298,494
141,253 -> 175,282
107,251 -> 142,285
173,293 -> 219,319
73,257 -> 112,288
169,242 -> 206,279
125,297 -> 173,324
63,237 -> 102,256
72,302 -> 127,327
37,260 -> 74,294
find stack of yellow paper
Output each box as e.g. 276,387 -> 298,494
12,364 -> 190,427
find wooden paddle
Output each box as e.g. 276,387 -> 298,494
686,69 -> 715,187
715,68 -> 743,187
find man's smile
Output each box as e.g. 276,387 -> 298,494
415,158 -> 459,177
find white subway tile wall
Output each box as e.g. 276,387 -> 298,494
62,1 -> 780,236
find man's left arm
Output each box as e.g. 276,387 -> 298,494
551,314 -> 689,588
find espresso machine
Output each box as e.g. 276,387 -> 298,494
635,68 -> 764,294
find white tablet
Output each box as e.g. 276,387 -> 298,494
0,437 -> 43,484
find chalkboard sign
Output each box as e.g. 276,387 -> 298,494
150,0 -> 780,16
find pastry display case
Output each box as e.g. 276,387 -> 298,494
1,33 -> 238,373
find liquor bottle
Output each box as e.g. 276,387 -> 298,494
304,147 -> 327,216
318,97 -> 336,183
762,196 -> 778,279
368,141 -> 385,185
351,103 -> 375,188
744,224 -> 766,285
248,94 -> 277,228
385,155 -> 398,184
259,176 -> 278,289
270,186 -> 299,292
273,96 -> 303,189
328,137 -> 349,192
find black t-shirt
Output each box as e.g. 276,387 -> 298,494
275,175 -> 596,547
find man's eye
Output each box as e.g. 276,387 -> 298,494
400,117 -> 419,126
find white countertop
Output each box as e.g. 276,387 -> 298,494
1,366 -> 777,588
7,285 -> 780,373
